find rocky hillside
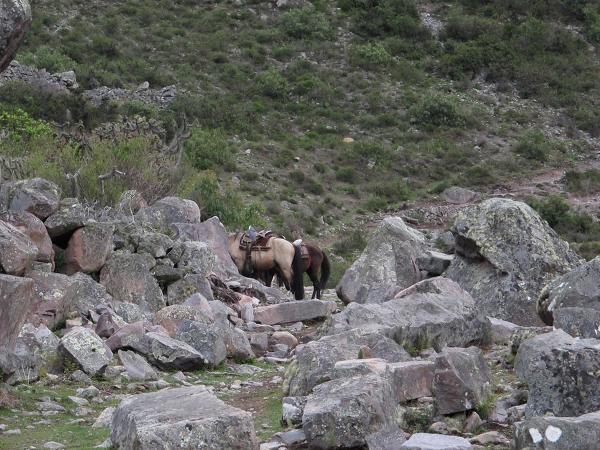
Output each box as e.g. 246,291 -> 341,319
3,0 -> 600,275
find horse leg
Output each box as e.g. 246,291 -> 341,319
308,268 -> 320,299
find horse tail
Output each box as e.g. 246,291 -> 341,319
320,251 -> 331,292
292,241 -> 304,300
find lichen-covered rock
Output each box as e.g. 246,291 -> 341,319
0,178 -> 60,219
174,320 -> 227,367
514,410 -> 600,450
538,256 -> 600,337
61,222 -> 114,275
176,241 -> 218,275
59,327 -> 113,376
515,329 -> 600,417
28,271 -> 76,329
171,216 -> 240,277
153,304 -> 213,336
433,347 -> 491,415
43,199 -> 89,239
254,300 -> 336,325
61,272 -> 114,317
284,328 -> 411,396
400,433 -> 472,449
326,277 -> 490,352
137,231 -> 174,258
135,196 -> 201,231
0,0 -> 32,72
100,252 -> 165,312
118,350 -> 157,381
441,186 -> 480,205
303,374 -> 398,449
0,219 -> 37,275
0,211 -> 54,266
111,386 -> 258,449
446,198 -> 582,326
130,331 -> 206,370
0,323 -> 59,384
336,217 -> 427,304
167,274 -> 214,305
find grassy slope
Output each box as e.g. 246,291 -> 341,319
4,0 -> 600,278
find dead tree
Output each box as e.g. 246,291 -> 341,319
98,168 -> 126,205
65,168 -> 82,199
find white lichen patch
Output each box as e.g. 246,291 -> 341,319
545,425 -> 562,442
529,428 -> 543,443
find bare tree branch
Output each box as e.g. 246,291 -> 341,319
98,167 -> 126,204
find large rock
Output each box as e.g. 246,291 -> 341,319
0,323 -> 59,384
167,273 -> 214,305
254,300 -> 336,325
336,217 -> 427,304
441,186 -> 480,205
515,329 -> 600,417
538,256 -> 600,337
60,223 -> 114,275
135,196 -> 201,230
400,433 -> 472,449
100,252 -> 165,312
61,272 -> 114,317
111,386 -> 258,449
446,198 -> 582,326
105,321 -> 147,352
118,350 -> 157,381
0,220 -> 37,275
153,304 -> 213,336
0,275 -> 35,349
58,327 -> 113,376
0,211 -> 54,265
284,328 -> 411,396
28,271 -> 75,329
174,319 -> 227,367
171,216 -> 240,276
326,277 -> 490,352
433,347 -> 491,415
130,331 -> 206,370
0,0 -> 32,72
176,241 -> 218,275
303,374 -> 397,449
514,410 -> 600,450
388,360 -> 435,403
43,199 -> 89,239
0,178 -> 60,219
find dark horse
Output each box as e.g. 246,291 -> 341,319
264,242 -> 330,300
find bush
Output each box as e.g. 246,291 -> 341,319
409,93 -> 470,129
336,166 -> 357,182
0,109 -> 53,141
513,131 -> 553,162
280,8 -> 334,40
349,42 -> 393,68
179,170 -> 266,229
369,179 -> 413,201
331,229 -> 367,257
184,128 -> 236,171
17,46 -> 78,73
256,69 -> 289,99
563,169 -> 600,195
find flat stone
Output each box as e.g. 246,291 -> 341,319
400,433 -> 473,449
254,300 -> 336,325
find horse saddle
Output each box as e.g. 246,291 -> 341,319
239,230 -> 278,251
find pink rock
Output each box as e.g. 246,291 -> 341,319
61,223 -> 114,275
0,220 -> 37,275
0,211 -> 54,267
270,331 -> 298,349
0,274 -> 35,350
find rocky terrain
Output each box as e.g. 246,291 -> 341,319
2,175 -> 600,450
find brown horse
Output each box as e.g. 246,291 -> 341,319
264,243 -> 330,300
228,231 -> 304,300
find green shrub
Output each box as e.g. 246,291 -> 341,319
280,8 -> 333,40
409,93 -> 470,129
184,128 -> 236,171
256,69 -> 289,99
584,6 -> 600,43
369,179 -> 413,201
179,170 -> 266,229
363,196 -> 388,211
17,46 -> 78,73
564,169 -> 600,195
513,131 -> 553,162
336,166 -> 357,182
331,229 -> 367,257
464,165 -> 496,186
350,42 -> 393,68
0,108 -> 52,141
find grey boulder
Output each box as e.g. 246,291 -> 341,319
336,217 -> 427,304
400,433 -> 472,449
0,178 -> 60,220
446,198 -> 581,326
0,220 -> 37,275
111,386 -> 258,449
515,329 -> 600,417
130,331 -> 206,370
538,256 -> 600,337
59,327 -> 113,376
135,196 -> 201,231
118,350 -> 158,381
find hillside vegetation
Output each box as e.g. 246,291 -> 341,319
3,0 -> 600,277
